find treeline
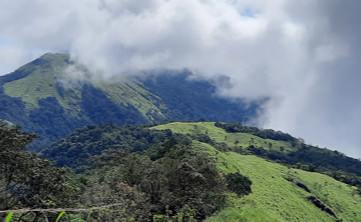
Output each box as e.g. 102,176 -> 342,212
0,82 -> 148,151
0,122 -> 77,221
79,136 -> 228,221
243,145 -> 361,187
0,61 -> 259,152
75,133 -> 252,221
46,122 -> 361,188
1,121 -> 252,221
215,122 -> 298,142
42,124 -> 173,171
214,122 -> 361,187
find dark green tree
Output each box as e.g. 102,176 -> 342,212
0,121 -> 77,217
225,172 -> 252,196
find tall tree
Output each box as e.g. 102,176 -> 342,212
0,121 -> 77,213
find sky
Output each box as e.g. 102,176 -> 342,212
1,0 -> 361,158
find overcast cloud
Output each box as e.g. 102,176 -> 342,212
1,0 -> 361,157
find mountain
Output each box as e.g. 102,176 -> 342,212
4,53 -> 361,221
40,121 -> 361,221
0,53 -> 259,150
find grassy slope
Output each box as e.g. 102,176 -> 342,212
1,53 -> 257,126
152,122 -> 361,221
152,122 -> 293,152
94,81 -> 168,121
3,53 -> 72,110
2,53 -> 167,120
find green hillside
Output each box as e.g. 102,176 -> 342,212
36,121 -> 361,221
210,153 -> 361,221
152,122 -> 293,152
2,53 -> 360,221
152,122 -> 361,221
153,122 -> 361,185
3,53 -> 72,110
0,53 -> 258,150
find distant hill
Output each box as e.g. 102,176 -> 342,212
0,53 -> 258,150
4,53 -> 361,221
41,121 -> 361,221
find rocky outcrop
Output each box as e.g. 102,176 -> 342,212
307,196 -> 337,218
293,179 -> 311,193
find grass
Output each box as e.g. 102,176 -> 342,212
94,81 -> 168,121
209,154 -> 336,221
3,53 -> 169,121
152,122 -> 361,222
3,53 -> 79,110
6,213 -> 13,222
152,122 -> 294,152
55,211 -> 66,222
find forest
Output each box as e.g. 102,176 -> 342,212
0,121 -> 252,221
3,121 -> 361,221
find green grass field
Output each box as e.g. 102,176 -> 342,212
3,53 -> 169,121
152,122 -> 361,222
3,53 -> 81,110
94,81 -> 168,121
152,122 -> 294,152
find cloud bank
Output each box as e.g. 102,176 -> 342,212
1,0 -> 361,157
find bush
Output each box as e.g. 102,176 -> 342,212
225,172 -> 252,196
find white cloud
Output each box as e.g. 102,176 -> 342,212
1,0 -> 361,157
0,43 -> 26,74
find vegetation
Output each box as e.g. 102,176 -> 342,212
3,118 -> 361,221
79,139 -> 229,221
154,122 -> 361,187
153,122 -> 361,221
225,172 -> 252,196
0,121 -> 77,221
3,53 -> 361,221
0,53 -> 258,151
215,122 -> 298,142
41,124 -> 172,170
208,153 -> 361,221
1,121 -> 251,221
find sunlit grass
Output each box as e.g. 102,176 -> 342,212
153,122 -> 361,221
152,122 -> 294,152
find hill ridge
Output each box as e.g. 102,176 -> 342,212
41,121 -> 361,221
0,53 -> 258,150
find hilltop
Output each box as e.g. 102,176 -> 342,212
37,121 -> 361,221
0,53 -> 258,150
2,53 -> 361,221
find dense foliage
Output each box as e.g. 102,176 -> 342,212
45,121 -> 361,189
141,73 -> 259,123
3,120 -> 361,221
215,122 -> 298,142
225,172 -> 252,196
79,136 -> 229,221
0,121 -> 77,221
2,121 -> 256,221
42,124 -> 173,170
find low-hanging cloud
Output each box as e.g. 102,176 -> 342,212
1,0 -> 361,157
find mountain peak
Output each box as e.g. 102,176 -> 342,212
0,53 -> 258,150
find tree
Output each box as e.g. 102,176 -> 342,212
225,172 -> 252,196
0,121 -> 77,215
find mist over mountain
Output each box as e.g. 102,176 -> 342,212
2,1 -> 361,221
2,0 -> 361,157
0,53 -> 259,150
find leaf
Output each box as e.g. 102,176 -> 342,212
86,208 -> 94,222
55,211 -> 66,222
6,212 -> 13,222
